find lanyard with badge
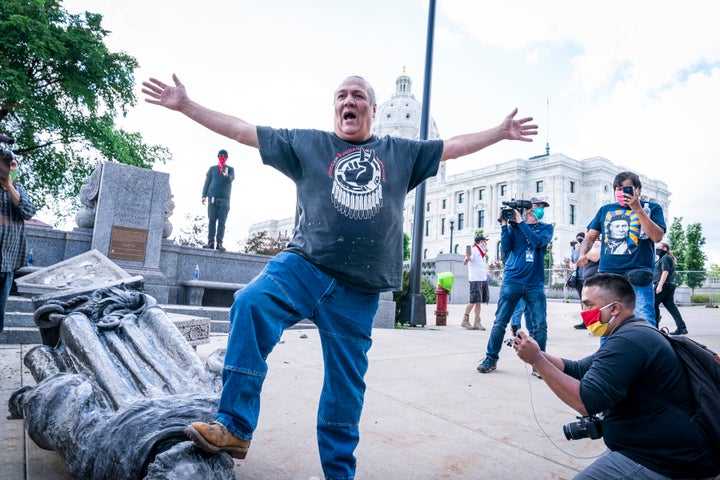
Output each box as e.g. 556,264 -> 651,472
525,225 -> 537,263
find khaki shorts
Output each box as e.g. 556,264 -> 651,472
468,281 -> 489,304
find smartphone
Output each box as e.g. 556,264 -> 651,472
466,245 -> 472,256
622,185 -> 634,196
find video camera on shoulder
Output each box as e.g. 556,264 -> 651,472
501,199 -> 533,222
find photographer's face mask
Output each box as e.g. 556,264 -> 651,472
533,206 -> 545,220
580,302 -> 616,337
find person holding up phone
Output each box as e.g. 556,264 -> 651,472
576,171 -> 665,327
0,149 -> 37,336
462,235 -> 490,330
201,149 -> 234,252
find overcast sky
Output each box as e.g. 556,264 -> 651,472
60,0 -> 720,265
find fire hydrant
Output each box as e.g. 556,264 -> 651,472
435,285 -> 449,326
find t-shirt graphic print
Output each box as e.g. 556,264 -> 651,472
330,146 -> 384,220
602,208 -> 640,256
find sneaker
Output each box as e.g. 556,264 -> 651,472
531,368 -> 543,379
202,242 -> 214,249
184,421 -> 250,459
477,358 -> 497,373
216,243 -> 227,252
573,323 -> 587,330
471,318 -> 486,331
669,328 -> 688,335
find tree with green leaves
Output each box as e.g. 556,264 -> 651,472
684,222 -> 707,292
0,0 -> 170,219
709,264 -> 720,278
667,217 -> 687,285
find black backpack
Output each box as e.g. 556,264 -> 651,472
635,324 -> 720,466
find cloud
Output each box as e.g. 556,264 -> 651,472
57,0 -> 720,265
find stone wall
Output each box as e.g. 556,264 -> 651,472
24,225 -> 270,305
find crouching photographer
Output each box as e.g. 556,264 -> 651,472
512,274 -> 718,479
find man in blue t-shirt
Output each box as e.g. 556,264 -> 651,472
576,171 -> 665,327
477,197 -> 553,375
142,73 -> 537,479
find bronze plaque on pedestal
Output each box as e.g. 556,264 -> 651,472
109,226 -> 148,262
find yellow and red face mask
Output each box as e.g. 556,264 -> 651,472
580,302 -> 616,337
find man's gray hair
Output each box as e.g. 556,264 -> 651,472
339,76 -> 376,105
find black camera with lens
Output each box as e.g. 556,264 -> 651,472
563,415 -> 603,440
501,199 -> 533,222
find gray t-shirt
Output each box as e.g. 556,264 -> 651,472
257,127 -> 443,292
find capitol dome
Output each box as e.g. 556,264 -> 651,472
373,71 -> 440,141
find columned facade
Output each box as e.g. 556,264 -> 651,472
249,73 -> 672,268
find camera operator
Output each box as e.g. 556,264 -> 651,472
0,149 -> 36,336
513,274 -> 718,479
477,197 -> 553,375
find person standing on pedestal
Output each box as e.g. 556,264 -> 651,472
202,149 -> 234,252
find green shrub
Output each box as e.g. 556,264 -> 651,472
393,270 -> 437,325
690,293 -> 720,304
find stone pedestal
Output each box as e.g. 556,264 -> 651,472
92,162 -> 170,274
435,253 -> 469,304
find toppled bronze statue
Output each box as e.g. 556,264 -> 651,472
8,286 -> 234,479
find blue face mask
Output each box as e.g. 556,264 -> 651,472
533,206 -> 545,220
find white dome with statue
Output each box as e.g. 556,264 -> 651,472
372,69 -> 440,141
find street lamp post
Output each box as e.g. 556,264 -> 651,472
399,0 -> 437,328
449,218 -> 455,253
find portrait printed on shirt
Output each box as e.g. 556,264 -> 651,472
330,146 -> 384,220
602,209 -> 640,255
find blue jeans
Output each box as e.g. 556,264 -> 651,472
510,298 -> 532,330
0,271 -> 14,335
633,283 -> 656,327
575,450 -> 679,480
486,281 -> 547,363
217,251 -> 379,480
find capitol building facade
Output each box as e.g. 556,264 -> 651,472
249,72 -> 671,268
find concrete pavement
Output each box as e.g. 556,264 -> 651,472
2,300 -> 719,480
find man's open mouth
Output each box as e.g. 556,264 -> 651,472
343,111 -> 357,120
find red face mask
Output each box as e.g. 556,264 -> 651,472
218,156 -> 227,172
580,302 -> 615,336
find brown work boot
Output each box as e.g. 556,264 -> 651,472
461,313 -> 472,329
202,242 -> 214,249
471,318 -> 486,331
184,421 -> 250,459
216,243 -> 226,252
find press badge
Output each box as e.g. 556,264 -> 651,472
526,249 -> 534,262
